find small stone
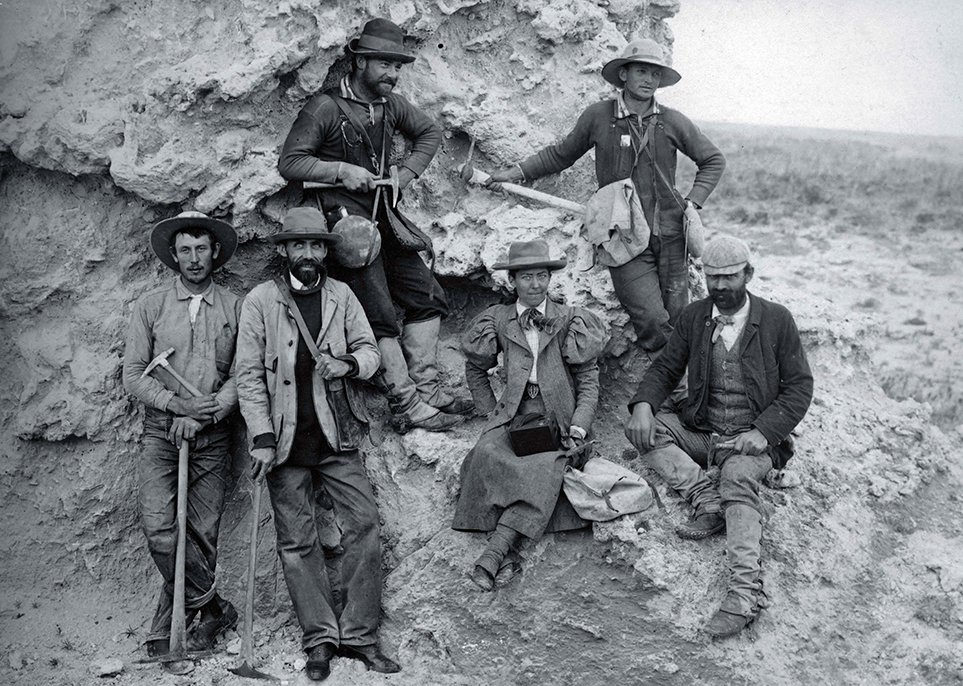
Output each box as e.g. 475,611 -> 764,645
293,657 -> 306,671
8,651 -> 25,670
660,662 -> 680,674
226,636 -> 241,655
89,657 -> 124,677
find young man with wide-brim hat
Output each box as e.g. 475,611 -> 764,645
489,37 -> 726,360
453,239 -> 607,591
122,210 -> 242,658
278,17 -> 471,434
235,207 -> 399,680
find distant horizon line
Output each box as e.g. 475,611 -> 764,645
692,118 -> 963,142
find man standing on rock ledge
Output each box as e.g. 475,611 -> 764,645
489,38 -> 725,358
278,17 -> 470,432
624,235 -> 813,637
236,208 -> 399,681
122,211 -> 241,657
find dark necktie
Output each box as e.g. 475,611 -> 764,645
711,315 -> 735,344
520,307 -> 546,331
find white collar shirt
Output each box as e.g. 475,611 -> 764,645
516,299 -> 548,383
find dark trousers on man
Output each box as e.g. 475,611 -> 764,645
328,222 -> 447,340
608,232 -> 688,353
139,420 -> 230,641
266,450 -> 382,651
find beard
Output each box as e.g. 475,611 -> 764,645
708,285 -> 747,312
361,69 -> 396,97
290,257 -> 325,286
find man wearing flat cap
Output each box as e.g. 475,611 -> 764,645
279,17 -> 469,433
624,235 -> 813,637
122,210 -> 241,657
490,38 -> 726,358
235,207 -> 398,681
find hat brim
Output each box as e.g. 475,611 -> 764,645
345,39 -> 415,64
151,216 -> 238,272
703,262 -> 748,276
601,57 -> 681,88
492,258 -> 568,271
269,232 -> 343,245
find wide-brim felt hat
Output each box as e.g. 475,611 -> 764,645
601,38 -> 681,88
492,240 -> 567,271
269,207 -> 343,245
345,18 -> 415,64
151,210 -> 238,272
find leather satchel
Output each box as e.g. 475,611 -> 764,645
273,279 -> 369,451
508,412 -> 561,456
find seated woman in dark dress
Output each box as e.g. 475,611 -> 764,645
452,240 -> 608,590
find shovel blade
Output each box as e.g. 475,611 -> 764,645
229,661 -> 279,681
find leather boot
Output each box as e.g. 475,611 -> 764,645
675,510 -> 725,540
377,336 -> 462,432
401,317 -> 474,414
720,504 -> 765,616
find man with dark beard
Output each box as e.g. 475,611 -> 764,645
624,235 -> 813,638
235,207 -> 398,681
122,211 -> 240,656
278,17 -> 469,432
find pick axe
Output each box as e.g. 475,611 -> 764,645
138,347 -> 205,674
457,162 -> 585,214
303,164 -> 401,208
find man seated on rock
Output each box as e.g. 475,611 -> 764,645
453,240 -> 607,590
624,235 -> 813,637
235,207 -> 399,682
487,38 -> 725,358
122,211 -> 241,656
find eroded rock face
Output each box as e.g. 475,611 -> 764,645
2,2 -> 961,685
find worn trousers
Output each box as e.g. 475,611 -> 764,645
139,422 -> 230,641
607,234 -> 688,352
639,411 -> 771,615
266,451 -> 382,651
328,220 -> 447,340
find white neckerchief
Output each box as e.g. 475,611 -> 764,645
516,299 -> 548,384
711,298 -> 751,351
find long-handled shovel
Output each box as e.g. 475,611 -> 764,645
229,477 -> 278,681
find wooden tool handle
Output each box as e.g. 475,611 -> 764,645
466,166 -> 585,214
238,479 -> 263,663
169,440 -> 190,656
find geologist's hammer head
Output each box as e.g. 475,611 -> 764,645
142,347 -> 175,378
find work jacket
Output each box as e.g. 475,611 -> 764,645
463,300 -> 607,436
519,99 -> 725,238
277,89 -> 442,218
629,293 -> 814,467
236,277 -> 380,462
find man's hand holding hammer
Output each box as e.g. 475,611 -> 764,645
166,395 -> 219,447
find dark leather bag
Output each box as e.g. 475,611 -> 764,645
508,412 -> 561,456
274,278 -> 368,451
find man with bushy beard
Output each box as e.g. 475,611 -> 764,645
624,235 -> 813,638
278,17 -> 469,433
235,208 -> 399,681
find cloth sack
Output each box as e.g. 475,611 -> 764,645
562,457 -> 655,521
683,203 -> 705,258
582,178 -> 650,267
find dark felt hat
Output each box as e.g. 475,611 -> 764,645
492,240 -> 567,271
269,207 -> 343,245
601,38 -> 681,88
345,18 -> 415,64
150,210 -> 238,272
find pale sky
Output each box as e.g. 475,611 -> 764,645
663,0 -> 963,137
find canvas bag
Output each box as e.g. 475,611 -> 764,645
582,178 -> 649,267
562,457 -> 655,521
